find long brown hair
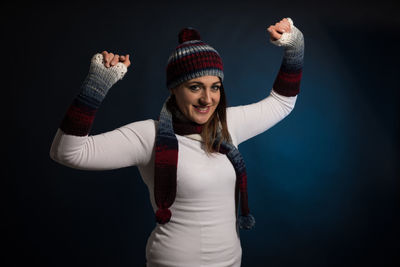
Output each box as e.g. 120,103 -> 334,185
167,81 -> 231,155
201,82 -> 231,154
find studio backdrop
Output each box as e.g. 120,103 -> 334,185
4,1 -> 399,266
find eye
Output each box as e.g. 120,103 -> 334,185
212,85 -> 221,91
189,85 -> 201,91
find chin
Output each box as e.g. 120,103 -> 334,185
190,115 -> 210,125
197,119 -> 209,125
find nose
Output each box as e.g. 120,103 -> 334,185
200,89 -> 212,105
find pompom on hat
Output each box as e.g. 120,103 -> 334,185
166,27 -> 224,90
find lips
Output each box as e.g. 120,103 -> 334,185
193,105 -> 210,114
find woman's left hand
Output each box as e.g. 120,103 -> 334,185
267,18 -> 291,41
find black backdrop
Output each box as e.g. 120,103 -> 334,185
3,1 -> 399,266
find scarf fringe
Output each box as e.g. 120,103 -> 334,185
238,213 -> 255,230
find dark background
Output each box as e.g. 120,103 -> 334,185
3,0 -> 399,266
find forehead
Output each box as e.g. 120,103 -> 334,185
186,75 -> 221,84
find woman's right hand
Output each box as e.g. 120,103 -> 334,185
101,50 -> 131,68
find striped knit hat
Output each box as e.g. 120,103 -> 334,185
166,27 -> 224,90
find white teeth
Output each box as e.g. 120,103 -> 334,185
194,106 -> 209,113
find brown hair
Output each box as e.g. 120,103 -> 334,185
167,81 -> 231,155
201,82 -> 231,154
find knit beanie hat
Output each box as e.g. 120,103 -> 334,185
166,27 -> 224,90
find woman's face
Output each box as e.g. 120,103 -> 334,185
171,75 -> 221,125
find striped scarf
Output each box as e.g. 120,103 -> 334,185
154,96 -> 255,230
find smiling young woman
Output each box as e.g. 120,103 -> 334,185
50,17 -> 304,267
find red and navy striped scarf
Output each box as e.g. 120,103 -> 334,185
154,96 -> 255,230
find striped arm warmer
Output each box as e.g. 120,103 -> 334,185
270,18 -> 304,96
60,54 -> 127,136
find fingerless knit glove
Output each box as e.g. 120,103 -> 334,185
60,53 -> 128,136
270,18 -> 304,96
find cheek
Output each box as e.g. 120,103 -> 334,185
175,94 -> 194,112
180,92 -> 197,106
215,93 -> 221,105
180,96 -> 195,108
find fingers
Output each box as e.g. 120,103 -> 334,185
121,54 -> 131,68
267,17 -> 291,41
101,50 -> 108,61
267,26 -> 282,41
101,51 -> 114,67
101,51 -> 131,68
275,18 -> 291,33
110,54 -> 120,66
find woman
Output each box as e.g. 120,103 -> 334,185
50,17 -> 304,267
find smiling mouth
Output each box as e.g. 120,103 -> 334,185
193,105 -> 210,114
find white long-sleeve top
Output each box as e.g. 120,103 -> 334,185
50,89 -> 297,267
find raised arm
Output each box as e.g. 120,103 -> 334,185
50,52 -> 155,170
227,18 -> 304,146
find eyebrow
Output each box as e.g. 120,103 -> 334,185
187,81 -> 221,85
